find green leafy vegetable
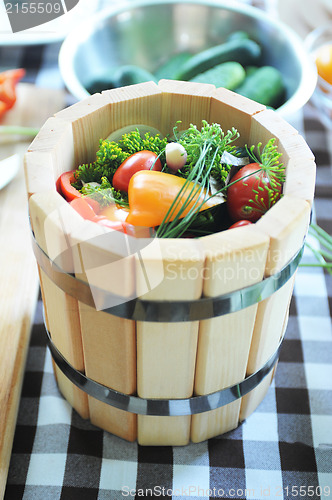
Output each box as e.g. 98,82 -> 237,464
175,120 -> 240,186
72,128 -> 167,190
246,138 -> 285,210
156,121 -> 240,238
80,177 -> 128,208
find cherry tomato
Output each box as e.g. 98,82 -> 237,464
229,220 -> 253,229
58,171 -> 81,201
112,150 -> 162,192
226,163 -> 282,222
70,197 -> 100,220
315,43 -> 332,85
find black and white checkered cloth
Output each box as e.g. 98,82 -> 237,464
3,17 -> 332,500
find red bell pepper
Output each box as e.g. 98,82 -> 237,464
0,68 -> 25,115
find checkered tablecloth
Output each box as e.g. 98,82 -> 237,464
3,14 -> 332,500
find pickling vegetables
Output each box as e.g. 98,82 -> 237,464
126,170 -> 219,228
86,31 -> 286,110
59,120 -> 285,238
112,150 -> 162,192
226,139 -> 285,222
165,142 -> 187,172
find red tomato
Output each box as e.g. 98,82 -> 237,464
229,220 -> 253,229
226,163 -> 282,222
58,171 -> 81,201
112,150 -> 162,192
70,197 -> 100,220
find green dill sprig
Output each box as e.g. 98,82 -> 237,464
156,121 -> 242,238
244,138 -> 285,213
73,128 -> 168,189
73,140 -> 129,187
118,128 -> 168,159
176,120 -> 239,185
80,177 -> 128,208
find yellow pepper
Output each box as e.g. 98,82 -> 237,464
126,170 -> 218,227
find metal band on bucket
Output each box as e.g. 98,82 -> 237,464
44,321 -> 282,416
32,233 -> 303,322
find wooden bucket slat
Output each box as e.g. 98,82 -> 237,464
210,87 -> 266,145
28,191 -> 89,418
54,93 -> 114,166
284,157 -> 316,205
249,108 -> 299,148
191,226 -> 269,442
103,81 -> 163,135
136,238 -> 205,446
240,195 -> 311,420
68,210 -> 138,442
134,81 -> 215,445
27,117 -> 75,182
24,151 -> 57,199
280,133 -> 316,206
158,79 -> 215,135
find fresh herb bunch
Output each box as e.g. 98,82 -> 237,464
175,120 -> 240,185
246,138 -> 285,212
80,177 -> 128,208
118,129 -> 167,158
72,141 -> 129,188
157,138 -> 226,238
72,128 -> 167,189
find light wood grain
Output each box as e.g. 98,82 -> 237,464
210,87 -> 266,145
240,195 -> 311,420
0,159 -> 39,500
158,79 -> 215,135
26,116 -> 75,189
103,81 -> 163,136
191,226 -> 269,442
28,191 -> 89,419
0,83 -> 65,499
69,219 -> 137,442
136,238 -> 205,446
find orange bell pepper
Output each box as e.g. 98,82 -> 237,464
126,170 -> 218,228
99,203 -> 129,222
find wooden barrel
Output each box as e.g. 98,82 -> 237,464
24,80 -> 315,445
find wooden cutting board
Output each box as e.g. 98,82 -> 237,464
0,83 -> 65,499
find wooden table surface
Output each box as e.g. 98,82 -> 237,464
0,83 -> 65,499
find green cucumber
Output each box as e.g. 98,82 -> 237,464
235,65 -> 285,108
175,38 -> 262,81
245,65 -> 260,77
226,30 -> 250,42
190,61 -> 246,90
114,65 -> 158,87
154,52 -> 192,80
